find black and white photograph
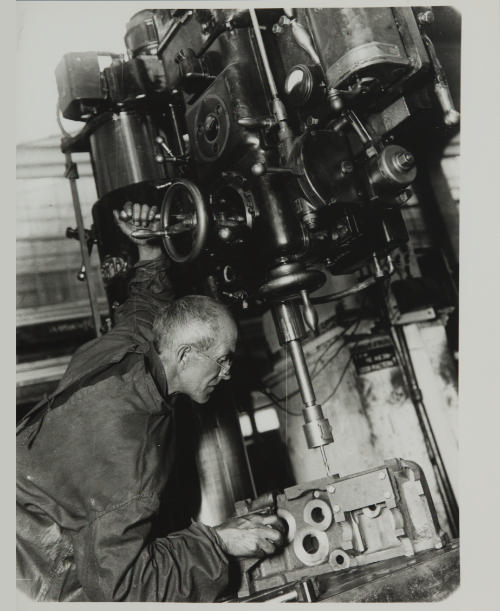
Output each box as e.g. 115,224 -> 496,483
13,1 -> 498,606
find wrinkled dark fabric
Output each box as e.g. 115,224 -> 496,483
16,257 -> 230,602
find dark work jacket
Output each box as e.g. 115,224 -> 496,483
16,258 -> 230,602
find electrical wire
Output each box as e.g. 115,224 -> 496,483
56,101 -> 74,139
309,319 -> 359,377
256,337 -> 354,412
313,321 -> 362,405
310,318 -> 362,380
319,351 -> 356,405
256,388 -> 302,417
255,317 -> 363,413
282,317 -> 360,392
310,338 -> 347,378
264,338 -> 348,405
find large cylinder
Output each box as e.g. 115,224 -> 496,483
89,111 -> 167,198
252,174 -> 306,262
193,388 -> 255,525
303,7 -> 412,90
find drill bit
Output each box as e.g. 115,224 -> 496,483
319,446 -> 332,477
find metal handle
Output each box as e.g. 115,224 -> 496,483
131,220 -> 194,239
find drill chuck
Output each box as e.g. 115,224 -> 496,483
302,405 -> 334,448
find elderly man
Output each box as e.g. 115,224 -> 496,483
16,203 -> 284,602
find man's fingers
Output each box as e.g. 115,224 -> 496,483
253,526 -> 283,556
112,209 -> 131,234
132,203 -> 141,226
139,205 -> 150,227
214,515 -> 285,558
257,538 -> 276,556
262,515 -> 285,531
116,203 -> 159,226
148,205 -> 158,222
246,514 -> 285,533
256,526 -> 282,544
122,201 -> 133,218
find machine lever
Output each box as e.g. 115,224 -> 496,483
422,34 -> 460,127
155,137 -> 188,163
300,290 -> 318,334
131,221 -> 193,239
237,117 -> 274,129
251,162 -> 296,177
66,226 -> 95,254
289,19 -> 321,66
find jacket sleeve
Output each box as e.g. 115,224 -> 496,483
113,255 -> 175,339
70,495 -> 230,602
53,256 -> 175,388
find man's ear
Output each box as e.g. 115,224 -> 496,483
177,345 -> 191,370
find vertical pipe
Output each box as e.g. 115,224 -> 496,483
272,303 -> 333,458
64,152 -> 102,337
392,325 -> 459,537
253,174 -> 304,260
287,339 -> 316,407
249,8 -> 294,159
168,103 -> 185,156
249,8 -> 279,98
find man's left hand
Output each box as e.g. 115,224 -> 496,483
214,513 -> 286,559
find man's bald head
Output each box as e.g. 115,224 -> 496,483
153,295 -> 235,357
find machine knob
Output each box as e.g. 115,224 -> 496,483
367,145 -> 417,196
394,151 -> 415,172
302,405 -> 334,448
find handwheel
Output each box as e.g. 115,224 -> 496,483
160,179 -> 209,263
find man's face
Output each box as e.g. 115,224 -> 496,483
178,317 -> 238,404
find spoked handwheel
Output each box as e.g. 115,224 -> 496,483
159,179 -> 209,264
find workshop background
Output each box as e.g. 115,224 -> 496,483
16,3 -> 465,602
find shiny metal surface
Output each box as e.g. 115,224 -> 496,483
271,302 -> 334,451
194,392 -> 256,526
89,112 -> 167,197
288,338 -> 316,407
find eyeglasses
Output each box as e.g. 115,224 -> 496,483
188,346 -> 233,377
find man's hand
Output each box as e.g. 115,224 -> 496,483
113,201 -> 160,239
113,202 -> 163,261
214,513 -> 285,559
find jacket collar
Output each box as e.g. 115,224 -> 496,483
144,343 -> 169,401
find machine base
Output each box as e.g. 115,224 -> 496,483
318,539 -> 459,602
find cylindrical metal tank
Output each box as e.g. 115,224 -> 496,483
89,111 -> 167,198
193,388 -> 255,526
300,7 -> 413,89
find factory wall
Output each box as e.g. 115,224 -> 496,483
16,138 -> 107,409
17,137 -> 105,316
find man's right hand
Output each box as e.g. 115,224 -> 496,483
113,202 -> 163,261
113,201 -> 160,242
214,513 -> 285,559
